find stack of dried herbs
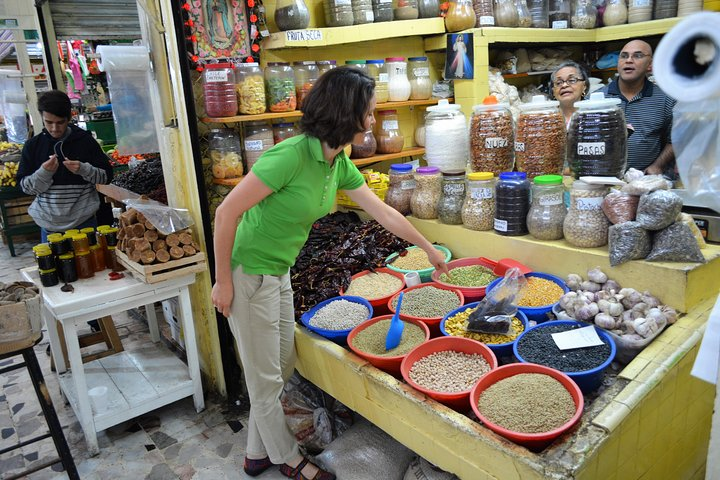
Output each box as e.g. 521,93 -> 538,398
291,212 -> 411,319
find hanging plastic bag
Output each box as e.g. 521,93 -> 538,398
466,268 -> 527,335
122,198 -> 194,235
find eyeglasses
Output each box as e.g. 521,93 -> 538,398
619,52 -> 652,60
553,77 -> 584,88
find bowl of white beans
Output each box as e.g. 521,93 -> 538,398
300,296 -> 373,345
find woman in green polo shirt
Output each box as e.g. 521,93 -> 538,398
212,67 -> 448,480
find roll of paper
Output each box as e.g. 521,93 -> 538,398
96,45 -> 150,73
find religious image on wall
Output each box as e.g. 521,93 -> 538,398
445,32 -> 474,80
188,0 -> 249,59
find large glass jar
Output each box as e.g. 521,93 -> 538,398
563,181 -> 609,247
515,95 -> 566,179
385,164 -> 416,215
408,57 -> 432,100
386,57 -> 412,102
367,60 -> 389,103
653,0 -> 676,18
353,0 -> 375,23
445,0 -> 476,31
571,0 -> 597,27
567,92 -> 627,179
351,130 -> 377,158
411,166 -> 442,219
677,0 -> 701,16
203,63 -> 237,118
325,0 -> 354,27
418,0 -> 441,17
495,0 -> 520,26
438,170 -> 467,225
425,99 -> 468,172
494,171 -> 531,236
236,62 -> 266,115
264,62 -> 297,112
527,0 -> 549,26
373,0 -> 394,21
628,0 -> 652,22
462,172 -> 496,231
210,128 -> 244,180
470,99 -> 514,175
603,0 -> 627,25
375,110 -> 405,154
527,174 -> 567,240
549,0 -> 570,27
473,0 -> 496,25
273,122 -> 298,144
244,121 -> 275,171
516,0 -> 533,26
317,60 -> 337,76
393,0 -> 420,19
293,61 -> 319,108
345,60 -> 369,75
275,0 -> 311,30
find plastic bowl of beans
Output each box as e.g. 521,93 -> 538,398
387,284 -> 465,337
440,302 -> 529,358
400,336 -> 498,411
485,272 -> 569,323
430,257 -> 501,303
300,296 -> 374,345
347,315 -> 430,376
340,268 -> 406,316
470,363 -> 584,452
385,245 -> 452,283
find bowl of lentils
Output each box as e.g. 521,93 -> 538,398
400,336 -> 498,411
513,320 -> 616,393
300,296 -> 373,345
486,272 -> 568,323
385,245 -> 452,282
430,257 -> 500,303
340,268 -> 406,316
470,363 -> 584,451
348,315 -> 430,376
440,302 -> 529,358
387,284 -> 464,336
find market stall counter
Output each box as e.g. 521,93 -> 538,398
294,219 -> 720,479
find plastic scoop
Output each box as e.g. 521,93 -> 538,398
385,291 -> 405,351
478,257 -> 532,277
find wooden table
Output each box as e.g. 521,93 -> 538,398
22,268 -> 204,456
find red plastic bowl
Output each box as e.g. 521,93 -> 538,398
430,257 -> 500,303
470,363 -> 584,452
340,268 -> 406,315
387,283 -> 464,337
347,315 -> 430,377
400,336 -> 498,411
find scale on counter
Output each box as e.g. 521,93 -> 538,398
672,189 -> 720,244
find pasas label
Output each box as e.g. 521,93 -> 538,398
577,142 -> 605,156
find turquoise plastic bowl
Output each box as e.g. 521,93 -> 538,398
300,296 -> 373,345
486,272 -> 568,324
385,245 -> 452,282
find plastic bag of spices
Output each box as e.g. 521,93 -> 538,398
601,190 -> 639,224
466,268 -> 527,334
608,221 -> 651,266
646,222 -> 707,263
635,190 -> 683,231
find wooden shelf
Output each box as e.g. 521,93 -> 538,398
353,147 -> 425,167
212,177 -> 244,186
502,70 -> 553,79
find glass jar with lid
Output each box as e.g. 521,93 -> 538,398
438,170 -> 467,225
366,60 -> 389,104
325,0 -> 355,26
203,63 -> 237,118
352,0 -> 375,23
418,0 -> 440,17
570,0 -> 596,28
210,128 -> 243,179
425,99 -> 468,172
236,62 -> 266,115
393,0 -> 420,19
549,0 -> 570,27
462,172 -> 496,231
408,57 -> 432,100
516,0 -> 533,26
568,92 -> 627,179
470,97 -> 514,175
385,164 -> 416,215
293,61 -> 319,108
264,62 -> 297,112
495,0 -> 520,26
351,130 -> 377,158
386,57 -> 412,102
602,0 -> 627,25
317,60 -> 337,76
655,0 -> 678,18
628,0 -> 652,23
273,123 -> 298,144
474,0 -> 496,25
411,166 -> 442,219
345,60 -> 369,75
375,110 -> 405,154
373,0 -> 394,20
527,174 -> 567,240
527,0 -> 549,26
563,181 -> 609,247
494,171 -> 531,236
275,0 -> 310,30
445,0 -> 476,31
515,95 -> 566,179
244,121 -> 275,171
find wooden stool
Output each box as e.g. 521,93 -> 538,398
52,316 -> 124,370
0,335 -> 80,480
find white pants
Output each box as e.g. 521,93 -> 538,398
227,266 -> 299,464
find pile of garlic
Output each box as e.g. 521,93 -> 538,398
556,267 -> 677,342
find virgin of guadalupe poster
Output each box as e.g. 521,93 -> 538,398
188,0 -> 249,60
445,32 -> 474,80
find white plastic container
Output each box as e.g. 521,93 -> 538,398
425,99 -> 468,172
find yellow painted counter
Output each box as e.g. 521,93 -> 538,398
294,221 -> 720,479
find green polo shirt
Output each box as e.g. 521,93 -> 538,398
231,134 -> 365,275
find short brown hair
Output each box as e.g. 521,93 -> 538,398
37,90 -> 72,119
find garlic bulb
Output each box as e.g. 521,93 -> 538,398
587,267 -> 608,284
581,281 -> 601,293
566,273 -> 582,291
595,313 -> 615,329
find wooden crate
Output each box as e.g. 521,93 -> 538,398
1,194 -> 34,227
115,249 -> 207,284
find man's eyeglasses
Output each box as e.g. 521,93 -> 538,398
553,77 -> 584,88
619,52 -> 651,60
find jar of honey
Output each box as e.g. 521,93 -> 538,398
107,246 -> 126,272
75,251 -> 94,279
89,244 -> 106,272
57,253 -> 78,283
72,234 -> 90,254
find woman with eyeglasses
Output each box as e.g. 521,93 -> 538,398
550,61 -> 590,129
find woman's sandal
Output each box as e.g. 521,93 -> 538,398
243,456 -> 275,477
279,457 -> 336,480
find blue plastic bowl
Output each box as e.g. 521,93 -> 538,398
385,245 -> 452,283
300,296 -> 374,345
486,272 -> 569,324
513,320 -> 617,393
439,302 -> 529,358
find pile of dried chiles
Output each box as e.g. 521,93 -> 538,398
112,157 -> 164,195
